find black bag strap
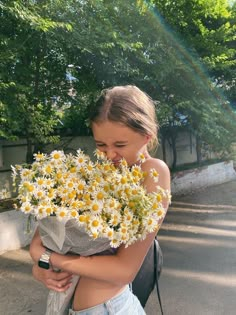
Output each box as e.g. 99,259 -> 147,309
154,238 -> 164,315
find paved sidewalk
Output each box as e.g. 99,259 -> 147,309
1,180 -> 236,315
147,179 -> 236,315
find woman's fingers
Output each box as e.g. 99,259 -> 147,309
47,274 -> 73,291
32,264 -> 73,291
52,269 -> 73,281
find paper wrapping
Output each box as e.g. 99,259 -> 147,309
38,217 -> 115,315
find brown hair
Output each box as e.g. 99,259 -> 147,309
89,85 -> 159,151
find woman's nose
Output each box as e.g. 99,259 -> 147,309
105,148 -> 116,160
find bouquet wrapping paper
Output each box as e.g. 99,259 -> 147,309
39,217 -> 115,315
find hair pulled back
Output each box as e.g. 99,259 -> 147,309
89,85 -> 159,151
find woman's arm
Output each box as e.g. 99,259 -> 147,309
30,159 -> 170,287
30,226 -> 157,286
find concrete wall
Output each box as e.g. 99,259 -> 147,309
171,160 -> 236,195
0,211 -> 36,255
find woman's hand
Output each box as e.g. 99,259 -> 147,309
32,264 -> 73,292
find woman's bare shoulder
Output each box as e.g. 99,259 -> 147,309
142,157 -> 171,191
142,157 -> 170,174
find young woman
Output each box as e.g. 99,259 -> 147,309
30,85 -> 171,314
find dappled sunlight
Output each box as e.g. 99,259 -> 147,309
200,219 -> 236,228
171,201 -> 236,210
163,268 -> 236,288
161,223 -> 236,237
169,206 -> 236,214
158,235 -> 235,248
0,267 -> 33,280
0,210 -> 35,255
1,249 -> 32,264
165,214 -> 236,229
0,221 -> 22,255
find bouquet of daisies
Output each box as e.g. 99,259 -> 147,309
12,149 -> 170,315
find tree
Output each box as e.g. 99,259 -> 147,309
1,0 -> 236,167
0,0 -> 72,162
150,0 -> 236,165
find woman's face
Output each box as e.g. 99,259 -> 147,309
92,120 -> 150,166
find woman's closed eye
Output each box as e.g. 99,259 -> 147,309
96,143 -> 127,148
115,144 -> 126,148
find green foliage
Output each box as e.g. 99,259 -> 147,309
151,0 -> 236,163
0,0 -> 236,166
0,0 -> 74,160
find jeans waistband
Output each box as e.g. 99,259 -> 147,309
69,285 -> 129,315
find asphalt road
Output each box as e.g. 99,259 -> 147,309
1,180 -> 236,315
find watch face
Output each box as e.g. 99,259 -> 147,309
38,260 -> 50,269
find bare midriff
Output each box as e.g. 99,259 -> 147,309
72,277 -> 125,311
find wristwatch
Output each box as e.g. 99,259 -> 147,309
38,248 -> 53,269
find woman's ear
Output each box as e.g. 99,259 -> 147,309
145,134 -> 152,144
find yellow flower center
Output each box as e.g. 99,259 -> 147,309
97,192 -> 104,200
25,205 -> 31,212
37,179 -> 44,185
121,177 -> 127,184
92,220 -> 99,227
128,201 -> 135,208
78,183 -> 84,190
152,203 -> 158,210
78,157 -> 84,163
59,211 -> 66,217
70,167 -> 76,173
107,231 -> 113,237
38,207 -> 43,214
104,165 -> 111,171
70,210 -> 77,217
87,164 -> 93,171
92,204 -> 99,211
53,153 -> 60,159
45,165 -> 52,174
56,173 -> 62,179
92,232 -> 98,239
27,185 -> 34,192
132,170 -> 139,177
46,207 -> 52,214
104,185 -> 109,192
126,215 -> 132,221
148,219 -> 153,225
68,192 -> 75,199
78,215 -> 86,222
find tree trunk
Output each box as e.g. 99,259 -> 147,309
26,138 -> 33,164
161,135 -> 167,163
196,135 -> 202,165
171,135 -> 177,170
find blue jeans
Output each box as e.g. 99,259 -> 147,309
68,285 -> 146,315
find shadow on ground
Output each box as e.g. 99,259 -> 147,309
145,180 -> 236,315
